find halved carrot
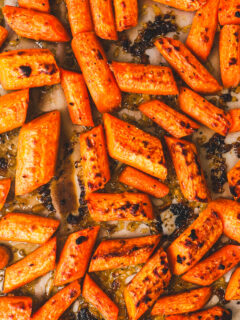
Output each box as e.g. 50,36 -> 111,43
182,245 -> 240,286
0,246 -> 10,269
167,205 -> 222,275
3,6 -> 70,42
151,287 -> 212,316
165,136 -> 210,203
166,306 -> 231,320
0,49 -> 60,90
186,0 -> 219,61
80,125 -> 110,194
0,26 -> 8,47
152,0 -> 207,11
0,178 -> 11,210
15,111 -> 60,195
18,0 -> 50,12
103,113 -> 167,180
3,237 -> 56,293
87,192 -> 153,221
89,235 -> 161,272
55,226 -> 100,286
72,32 -> 121,113
114,0 -> 138,31
124,248 -> 171,320
110,61 -> 178,95
139,100 -> 199,139
219,24 -> 240,88
218,0 -> 240,25
229,108 -> 240,132
155,37 -> 222,93
225,267 -> 240,300
0,212 -> 59,244
227,160 -> 240,199
83,274 -> 119,320
31,280 -> 81,320
0,296 -> 32,320
61,68 -> 93,126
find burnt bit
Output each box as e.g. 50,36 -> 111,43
0,157 -> 8,171
189,229 -> 198,241
235,11 -> 240,17
218,263 -> 225,270
170,203 -> 192,227
40,63 -> 57,75
38,183 -> 55,212
69,289 -> 77,298
19,65 -> 32,77
77,308 -> 98,320
229,57 -> 237,66
76,235 -> 88,245
177,255 -> 183,264
220,93 -> 232,103
97,50 -> 104,60
86,137 -> 93,148
67,213 -> 80,225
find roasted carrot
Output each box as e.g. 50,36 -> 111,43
152,0 -> 207,11
31,280 -> 81,320
229,108 -> 240,132
72,32 -> 121,113
179,87 -> 231,136
182,245 -> 240,286
103,113 -> 167,180
0,212 -> 59,244
139,100 -> 199,139
125,248 -> 171,320
119,166 -> 169,198
0,26 -> 8,47
80,125 -> 110,194
0,49 -> 60,90
3,237 -> 56,293
87,192 -> 153,221
0,178 -> 11,210
219,25 -> 240,88
166,306 -> 231,320
0,246 -> 9,269
83,274 -> 119,320
55,226 -> 100,286
15,111 -> 60,196
0,296 -> 32,320
3,6 -> 70,42
151,287 -> 212,316
227,160 -> 240,199
186,0 -> 219,61
110,61 -> 178,95
167,205 -> 222,275
18,0 -> 50,12
225,267 -> 240,300
89,235 -> 161,272
165,137 -> 210,203
218,0 -> 240,25
155,37 -> 222,93
114,0 -> 138,31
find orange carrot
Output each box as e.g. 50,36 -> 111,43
218,0 -> 240,25
0,296 -> 32,320
152,0 -> 207,11
0,26 -> 8,47
229,108 -> 240,132
114,0 -> 138,31
227,160 -> 240,199
18,0 -> 50,12
0,178 -> 11,210
225,267 -> 240,300
0,246 -> 9,269
166,306 -> 231,320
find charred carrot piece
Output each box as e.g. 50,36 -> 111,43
225,267 -> 240,300
155,37 -> 222,93
89,235 -> 161,272
139,99 -> 199,139
0,212 -> 59,244
80,125 -> 110,194
186,0 -> 219,61
114,0 -> 138,31
152,0 -> 206,11
227,160 -> 240,199
119,166 -> 169,198
165,136 -> 210,203
110,61 -> 178,95
31,280 -> 81,320
15,111 -> 60,196
182,245 -> 240,286
151,287 -> 212,316
166,306 -> 231,320
0,296 -> 32,320
0,178 -> 11,210
87,192 -> 153,221
0,49 -> 60,90
83,274 -> 119,320
3,237 -> 56,293
55,226 -> 99,286
229,108 -> 240,132
218,0 -> 240,25
72,32 -> 121,113
0,246 -> 9,269
60,68 -> 93,126
18,0 -> 50,12
167,205 -> 222,275
103,113 -> 167,180
125,248 -> 171,320
0,26 -> 8,47
3,6 -> 70,42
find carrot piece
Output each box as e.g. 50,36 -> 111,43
165,136 -> 210,203
60,68 -> 94,126
90,0 -> 117,40
182,245 -> 240,286
151,0 -> 206,11
83,274 -> 119,320
0,246 -> 9,269
0,49 -> 60,90
15,111 -> 60,196
80,125 -> 110,194
166,306 -> 231,320
155,37 -> 222,93
229,108 -> 240,132
179,87 -> 231,136
151,287 -> 212,316
18,0 -> 50,12
72,32 -> 121,113
124,248 -> 171,320
110,61 -> 178,95
0,212 -> 59,244
227,160 -> 240,199
225,267 -> 240,300
89,235 -> 161,272
0,296 -> 32,320
0,26 -> 8,47
55,226 -> 100,286
220,24 -> 240,88
139,99 -> 199,139
186,0 -> 219,61
3,6 -> 70,42
3,237 -> 56,293
103,113 -> 167,180
218,0 -> 240,25
114,0 -> 138,31
167,205 -> 222,275
0,178 -> 11,210
31,280 -> 81,320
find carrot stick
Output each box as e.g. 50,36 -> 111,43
225,267 -> 240,300
0,296 -> 32,320
113,0 -> 138,31
0,246 -> 9,269
151,0 -> 207,11
166,306 -> 232,320
227,160 -> 240,199
218,0 -> 240,25
229,108 -> 240,132
0,26 -> 8,48
0,178 -> 11,210
18,0 -> 50,12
